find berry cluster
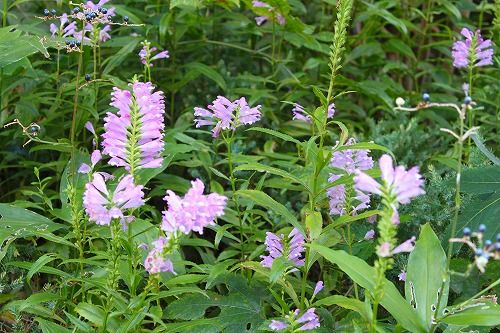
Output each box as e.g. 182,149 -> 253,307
450,225 -> 500,273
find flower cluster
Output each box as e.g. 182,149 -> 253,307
450,225 -> 500,273
292,103 -> 335,123
161,179 -> 227,235
327,138 -> 373,216
139,40 -> 169,67
83,173 -> 144,226
452,28 -> 493,68
102,81 -> 165,170
355,154 -> 425,205
144,236 -> 176,274
270,308 -> 320,331
252,1 -> 285,26
49,14 -> 77,38
261,228 -> 305,268
194,96 -> 261,137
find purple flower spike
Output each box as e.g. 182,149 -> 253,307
261,228 -> 305,268
331,138 -> 374,174
102,81 -> 165,170
354,154 -> 425,204
296,308 -> 320,330
272,308 -> 320,331
194,96 -> 261,137
161,179 -> 227,235
50,14 -> 77,38
144,236 -> 176,274
83,173 -> 144,226
452,28 -> 493,68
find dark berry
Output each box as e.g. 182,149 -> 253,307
496,243 -> 500,251
65,40 -> 71,45
496,234 -> 500,242
463,227 -> 471,236
29,125 -> 39,134
44,9 -> 50,16
422,93 -> 430,102
70,41 -> 76,47
100,7 -> 108,14
123,15 -> 129,22
72,7 -> 80,14
478,224 -> 486,233
475,249 -> 483,257
90,12 -> 97,19
85,74 -> 91,81
485,240 -> 492,247
51,9 -> 56,15
75,40 -> 81,46
86,14 -> 92,21
464,96 -> 472,105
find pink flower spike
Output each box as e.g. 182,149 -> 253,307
378,242 -> 391,257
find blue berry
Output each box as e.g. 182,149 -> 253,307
485,240 -> 492,247
463,227 -> 471,236
75,40 -> 81,46
496,243 -> 500,251
475,249 -> 483,257
65,40 -> 71,45
478,224 -> 486,233
85,14 -> 92,21
123,15 -> 129,22
85,74 -> 91,81
44,9 -> 50,16
90,12 -> 97,19
51,9 -> 56,15
422,93 -> 430,102
29,125 -> 39,134
496,234 -> 500,242
464,96 -> 472,105
72,7 -> 80,14
100,7 -> 108,14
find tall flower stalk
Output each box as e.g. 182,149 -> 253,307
354,154 -> 424,332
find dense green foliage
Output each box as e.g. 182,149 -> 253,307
0,0 -> 499,332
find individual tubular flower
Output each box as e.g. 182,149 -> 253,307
260,228 -> 305,268
364,229 -> 375,240
354,154 -> 425,204
292,103 -> 336,123
83,173 -> 144,226
194,96 -> 261,138
139,41 -> 169,67
252,0 -> 286,26
452,28 -> 493,68
269,308 -> 320,331
102,81 -> 165,171
78,149 -> 102,174
398,271 -> 407,281
313,281 -> 323,297
144,236 -> 176,274
161,179 -> 227,235
49,14 -> 77,37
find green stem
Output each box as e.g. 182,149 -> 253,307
102,219 -> 122,332
446,114 -> 465,270
225,133 -> 245,260
299,247 -> 310,309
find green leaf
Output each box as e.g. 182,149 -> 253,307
186,62 -> 226,91
235,190 -> 303,234
103,39 -> 140,74
0,29 -> 49,68
233,163 -> 310,192
310,244 -> 426,333
269,256 -> 289,283
440,302 -> 500,326
314,295 -> 370,321
27,254 -> 57,284
246,127 -> 301,144
305,210 -> 322,240
170,0 -> 203,9
36,318 -> 71,333
166,274 -> 265,332
471,134 -> 500,165
461,166 -> 500,194
75,303 -> 105,328
405,224 -> 448,331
